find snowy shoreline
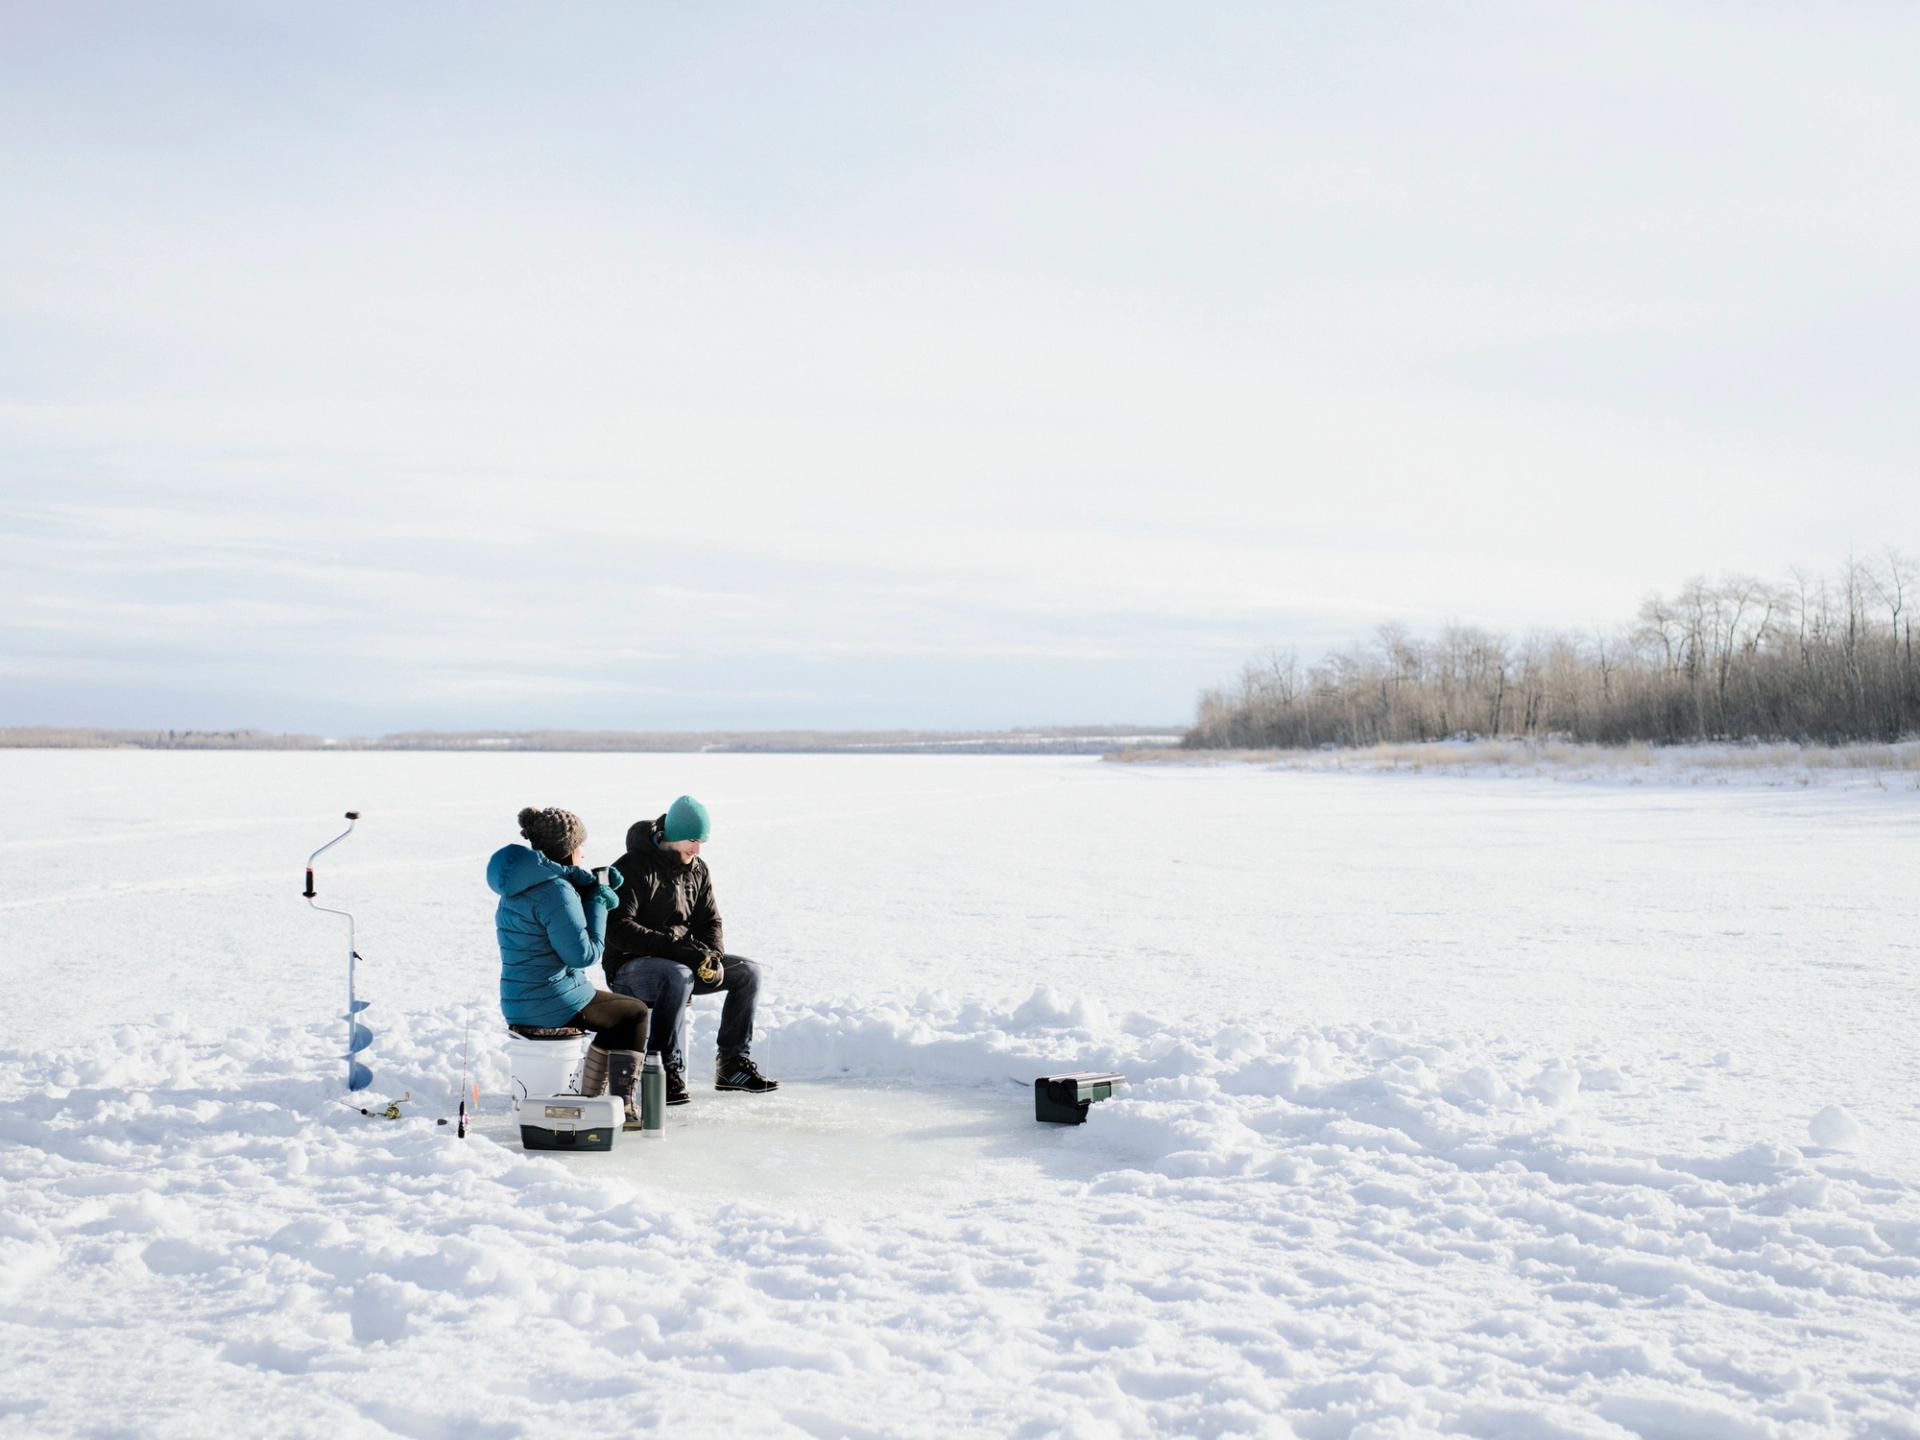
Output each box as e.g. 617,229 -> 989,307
1109,737 -> 1920,792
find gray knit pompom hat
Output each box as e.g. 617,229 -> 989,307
518,806 -> 587,863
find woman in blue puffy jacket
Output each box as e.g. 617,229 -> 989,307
487,806 -> 650,1129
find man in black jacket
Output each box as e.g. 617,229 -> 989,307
604,795 -> 778,1104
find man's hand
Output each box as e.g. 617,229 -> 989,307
664,933 -> 699,960
667,934 -> 723,982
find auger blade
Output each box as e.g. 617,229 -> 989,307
348,1059 -> 374,1092
348,1021 -> 374,1055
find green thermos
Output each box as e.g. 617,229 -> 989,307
640,1053 -> 665,1137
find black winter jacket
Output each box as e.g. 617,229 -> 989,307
604,816 -> 724,983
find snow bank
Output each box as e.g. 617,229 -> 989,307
5,992 -> 1919,1438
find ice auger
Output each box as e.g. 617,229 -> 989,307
305,811 -> 372,1094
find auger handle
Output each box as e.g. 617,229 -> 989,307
304,811 -> 361,898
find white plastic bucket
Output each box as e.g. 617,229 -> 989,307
506,1032 -> 586,1113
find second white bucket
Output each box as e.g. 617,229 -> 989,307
506,1032 -> 586,1113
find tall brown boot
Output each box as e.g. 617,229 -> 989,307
607,1050 -> 644,1131
577,1045 -> 610,1097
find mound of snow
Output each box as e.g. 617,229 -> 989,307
1809,1103 -> 1864,1150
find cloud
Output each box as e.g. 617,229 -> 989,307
2,3 -> 1917,728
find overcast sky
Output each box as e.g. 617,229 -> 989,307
3,2 -> 1917,733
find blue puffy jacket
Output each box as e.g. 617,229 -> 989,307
487,844 -> 603,1027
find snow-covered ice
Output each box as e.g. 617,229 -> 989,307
2,750 -> 1917,1437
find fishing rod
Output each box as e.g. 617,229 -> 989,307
457,1005 -> 475,1138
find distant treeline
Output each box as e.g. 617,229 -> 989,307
1189,553 -> 1919,749
0,725 -> 1180,756
0,727 -> 292,749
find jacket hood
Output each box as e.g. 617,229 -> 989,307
625,816 -> 666,854
486,843 -> 576,898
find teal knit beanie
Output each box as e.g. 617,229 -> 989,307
663,795 -> 711,843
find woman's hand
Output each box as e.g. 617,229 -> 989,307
571,863 -> 623,895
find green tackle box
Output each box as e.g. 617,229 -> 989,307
519,1095 -> 621,1151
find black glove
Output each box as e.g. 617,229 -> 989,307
667,935 -> 721,981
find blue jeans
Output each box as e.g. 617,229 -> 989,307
608,955 -> 760,1071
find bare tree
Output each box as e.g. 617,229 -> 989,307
1188,554 -> 1920,750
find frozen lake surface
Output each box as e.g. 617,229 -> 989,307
2,750 -> 1917,1437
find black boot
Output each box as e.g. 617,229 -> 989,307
607,1050 -> 644,1131
664,1062 -> 690,1107
715,1054 -> 778,1093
